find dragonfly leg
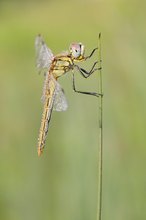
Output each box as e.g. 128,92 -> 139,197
85,48 -> 98,60
75,62 -> 101,78
72,73 -> 103,97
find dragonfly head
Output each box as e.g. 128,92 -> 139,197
70,43 -> 85,61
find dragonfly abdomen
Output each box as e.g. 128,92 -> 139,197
37,75 -> 56,156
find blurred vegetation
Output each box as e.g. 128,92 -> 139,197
0,0 -> 145,220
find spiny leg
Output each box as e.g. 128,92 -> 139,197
75,61 -> 101,78
85,48 -> 98,60
72,46 -> 102,97
85,47 -> 102,63
72,73 -> 102,97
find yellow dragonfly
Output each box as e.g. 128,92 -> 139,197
35,35 -> 100,156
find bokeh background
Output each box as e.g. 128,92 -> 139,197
0,0 -> 145,220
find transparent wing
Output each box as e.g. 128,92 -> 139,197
53,81 -> 68,112
35,35 -> 54,73
41,74 -> 68,112
41,74 -> 55,103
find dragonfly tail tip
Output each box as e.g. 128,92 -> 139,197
37,148 -> 42,157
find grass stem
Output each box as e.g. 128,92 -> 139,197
97,33 -> 103,220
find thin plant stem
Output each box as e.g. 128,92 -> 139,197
97,33 -> 103,220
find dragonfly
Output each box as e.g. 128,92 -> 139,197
35,35 -> 101,156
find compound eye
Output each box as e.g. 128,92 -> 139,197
80,44 -> 85,56
73,47 -> 80,58
70,43 -> 81,58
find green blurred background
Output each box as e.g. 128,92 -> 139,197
0,0 -> 145,219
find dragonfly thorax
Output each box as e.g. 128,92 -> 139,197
69,43 -> 85,60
